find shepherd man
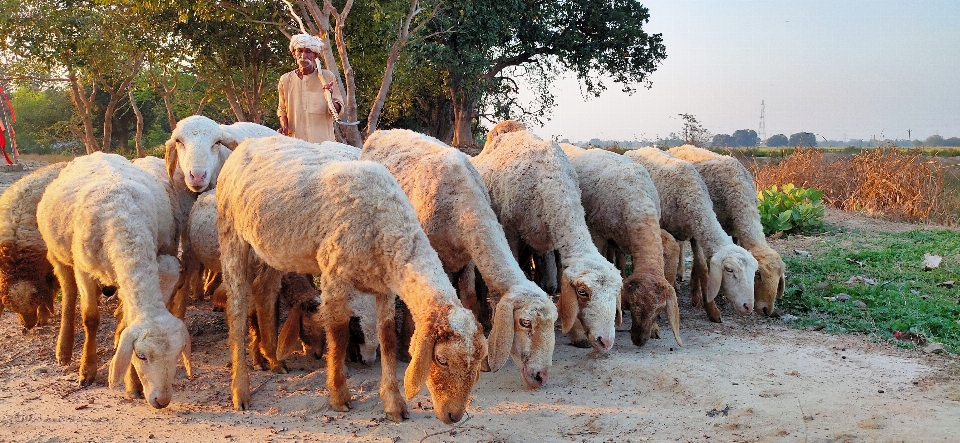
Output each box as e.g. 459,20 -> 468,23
278,33 -> 345,143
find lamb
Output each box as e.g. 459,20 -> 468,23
0,162 -> 67,329
187,189 -> 379,367
361,129 -> 557,389
37,153 -> 191,408
668,145 -> 786,317
624,147 -> 758,322
559,145 -> 681,347
471,121 -> 622,351
164,115 -> 277,193
216,135 -> 486,424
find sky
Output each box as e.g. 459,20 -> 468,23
521,0 -> 960,144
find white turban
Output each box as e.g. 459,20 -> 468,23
289,33 -> 324,54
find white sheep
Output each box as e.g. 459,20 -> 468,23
560,145 -> 682,347
164,115 -> 277,193
216,135 -> 486,424
668,145 -> 786,317
37,152 -> 192,408
0,162 -> 67,329
361,129 -> 557,389
624,147 -> 758,322
472,121 -> 622,351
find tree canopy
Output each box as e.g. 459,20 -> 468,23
767,134 -> 788,147
788,132 -> 818,147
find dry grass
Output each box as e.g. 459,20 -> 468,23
750,147 -> 956,224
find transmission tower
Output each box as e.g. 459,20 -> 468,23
758,100 -> 766,144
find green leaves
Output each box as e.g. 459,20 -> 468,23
758,183 -> 825,235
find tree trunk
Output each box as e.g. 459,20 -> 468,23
450,95 -> 477,148
129,89 -> 145,158
68,70 -> 99,154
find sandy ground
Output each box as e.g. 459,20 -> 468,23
1,161 -> 959,443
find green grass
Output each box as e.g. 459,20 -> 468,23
778,229 -> 960,353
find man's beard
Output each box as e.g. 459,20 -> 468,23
297,58 -> 316,72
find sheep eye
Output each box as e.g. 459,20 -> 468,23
519,318 -> 532,328
724,265 -> 734,273
135,351 -> 147,361
434,354 -> 448,367
755,271 -> 762,280
576,287 -> 589,298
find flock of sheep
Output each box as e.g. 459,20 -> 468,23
0,116 -> 785,425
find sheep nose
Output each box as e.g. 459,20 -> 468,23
743,303 -> 753,314
189,170 -> 207,185
597,336 -> 613,351
448,411 -> 464,423
149,397 -> 171,409
761,306 -> 770,316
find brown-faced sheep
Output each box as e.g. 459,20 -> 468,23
216,135 -> 486,424
668,145 -> 786,317
471,121 -> 622,351
361,129 -> 557,389
560,145 -> 681,347
37,153 -> 191,408
0,162 -> 67,329
624,148 -> 758,322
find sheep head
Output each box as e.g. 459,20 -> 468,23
348,295 -> 379,366
557,256 -> 621,352
483,120 -> 527,150
404,304 -> 487,424
109,314 -> 192,409
0,242 -> 59,329
486,280 -> 557,389
752,246 -> 786,317
166,115 -> 232,193
707,244 -> 759,315
623,273 -> 681,347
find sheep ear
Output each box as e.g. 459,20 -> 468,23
403,319 -> 436,400
218,129 -> 242,150
665,286 -> 682,347
705,254 -> 723,304
164,139 -> 178,181
181,325 -> 193,378
558,272 -> 579,333
110,326 -> 137,390
485,298 -> 514,372
277,305 -> 303,361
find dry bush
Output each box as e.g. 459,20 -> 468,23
750,147 -> 949,223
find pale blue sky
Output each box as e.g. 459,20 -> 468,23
524,0 -> 960,143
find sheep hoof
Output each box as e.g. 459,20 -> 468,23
330,401 -> 352,412
270,362 -> 288,374
385,407 -> 409,422
78,376 -> 95,387
126,389 -> 145,399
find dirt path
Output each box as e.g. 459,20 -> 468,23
1,163 -> 958,443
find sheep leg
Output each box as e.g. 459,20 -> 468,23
376,294 -> 408,422
125,363 -> 145,399
322,286 -> 353,412
252,266 -> 286,374
75,272 -> 101,387
53,261 -> 77,365
221,233 -> 253,411
691,240 -> 722,322
247,310 -> 268,370
567,318 -> 590,348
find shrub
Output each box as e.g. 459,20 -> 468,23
757,184 -> 825,235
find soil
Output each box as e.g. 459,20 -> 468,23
1,161 -> 958,443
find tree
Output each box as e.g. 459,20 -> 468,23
8,85 -> 78,153
767,134 -> 788,147
420,0 -> 666,146
925,135 -> 944,147
711,134 -> 733,148
731,129 -> 758,147
678,113 -> 710,147
788,132 -> 818,147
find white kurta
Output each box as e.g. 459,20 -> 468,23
277,69 -> 345,144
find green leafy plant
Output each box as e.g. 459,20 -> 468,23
758,183 -> 825,235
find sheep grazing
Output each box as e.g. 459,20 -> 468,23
164,115 -> 277,193
624,148 -> 758,322
560,145 -> 681,347
0,162 -> 67,329
37,153 -> 191,408
361,129 -> 557,389
668,145 -> 786,317
216,135 -> 486,423
472,121 -> 622,351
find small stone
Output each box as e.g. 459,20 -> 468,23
541,409 -> 555,417
814,282 -> 830,291
923,343 -> 946,354
937,281 -> 955,288
834,293 -> 851,302
852,300 -> 867,310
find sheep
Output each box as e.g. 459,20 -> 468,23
623,148 -> 758,322
187,189 -> 379,367
0,162 -> 67,329
216,135 -> 486,423
361,129 -> 557,389
471,121 -> 622,351
164,115 -> 277,193
668,145 -> 786,317
37,152 -> 191,408
559,145 -> 681,347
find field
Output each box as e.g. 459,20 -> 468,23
1,157 -> 959,442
